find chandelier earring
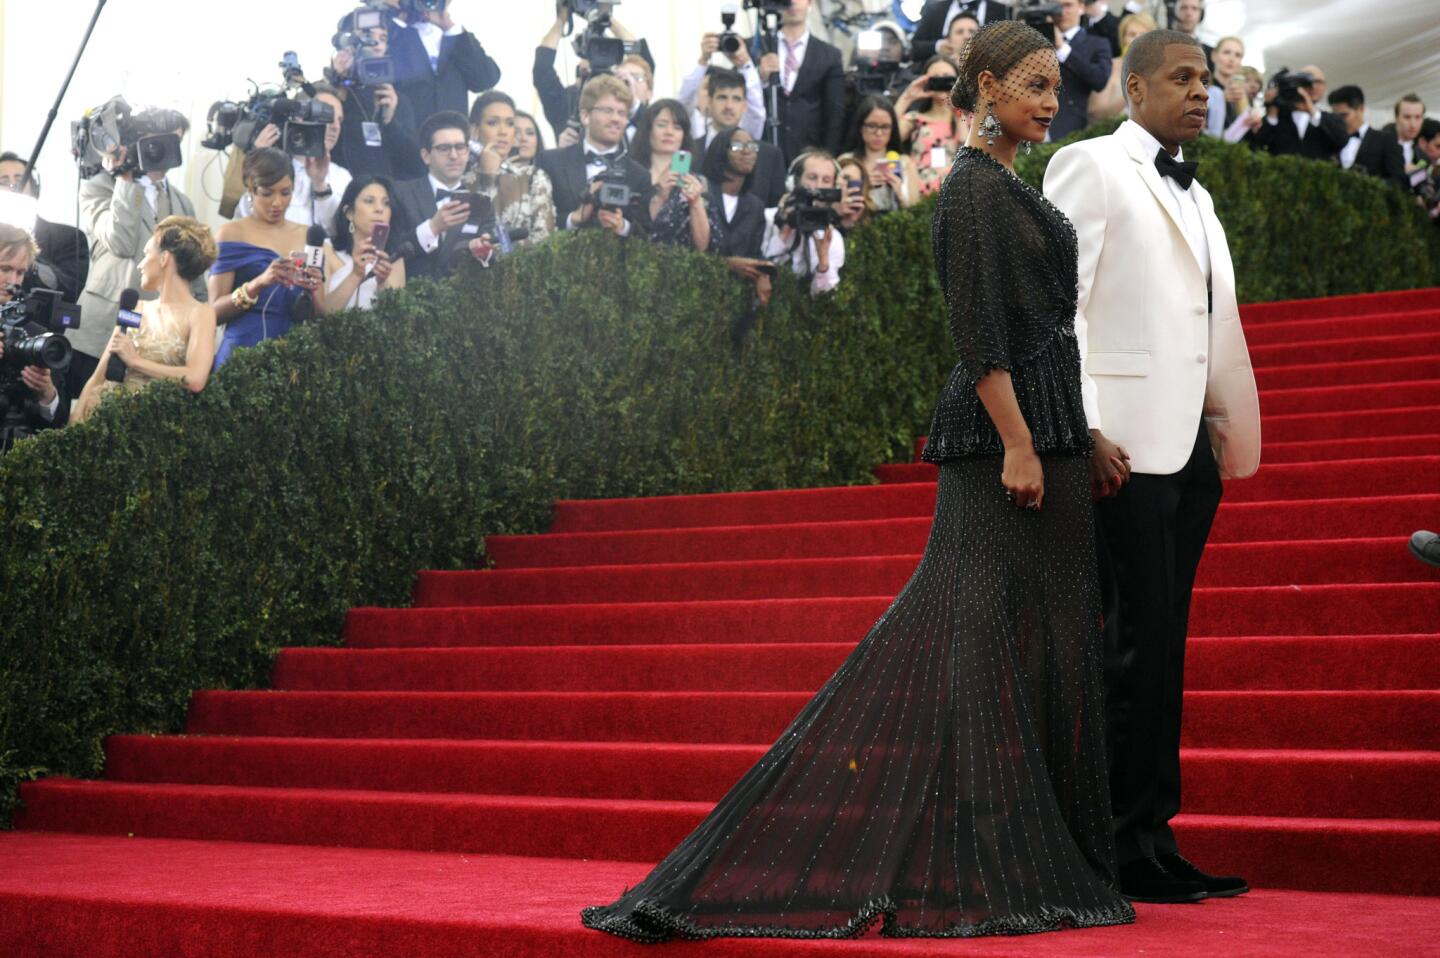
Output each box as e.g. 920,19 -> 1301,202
979,103 -> 1004,147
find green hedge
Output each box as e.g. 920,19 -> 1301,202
2,130 -> 1437,821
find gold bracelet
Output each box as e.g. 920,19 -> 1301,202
232,282 -> 257,311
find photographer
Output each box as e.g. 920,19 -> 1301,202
0,153 -> 89,302
911,1 -> 1013,62
328,9 -> 425,181
761,149 -> 845,295
1328,86 -> 1408,190
756,0 -> 847,163
679,28 -> 765,143
895,57 -> 967,197
1049,0 -> 1113,141
695,69 -> 786,207
0,224 -> 67,441
384,0 -> 502,121
235,86 -> 352,236
534,6 -> 655,145
73,111 -> 203,400
535,74 -> 652,238
72,216 -> 218,423
631,100 -> 714,251
1247,68 -> 1347,162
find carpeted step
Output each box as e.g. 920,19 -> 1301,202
1262,409 -> 1440,444
272,634 -> 1440,695
1240,287 -> 1439,323
873,456 -> 1439,500
1248,330 -> 1440,367
101,735 -> 1440,822
1262,434 -> 1440,463
1241,309 -> 1440,346
1253,353 -> 1440,391
15,780 -> 1440,894
416,537 -> 1424,608
1257,379 -> 1440,415
343,584 -> 1440,649
489,495 -> 1440,568
181,688 -> 1440,750
4,834 -> 1436,958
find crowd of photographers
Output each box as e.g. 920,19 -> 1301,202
1,0 -> 1437,452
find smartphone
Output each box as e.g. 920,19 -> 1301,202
847,177 -> 863,193
925,75 -> 953,93
670,150 -> 692,176
369,221 -> 390,251
754,261 -> 778,277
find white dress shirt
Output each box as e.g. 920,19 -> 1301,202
1401,139 -> 1415,167
942,0 -> 989,35
1056,25 -> 1082,64
141,177 -> 169,217
415,172 -> 466,252
1339,124 -> 1368,170
780,31 -> 809,96
406,17 -> 465,72
761,207 -> 845,295
1127,120 -> 1210,283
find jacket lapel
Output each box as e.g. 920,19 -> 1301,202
1120,122 -> 1207,279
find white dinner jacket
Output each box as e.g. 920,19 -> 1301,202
1043,119 -> 1261,479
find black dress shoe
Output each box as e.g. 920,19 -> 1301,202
1411,531 -> 1440,569
1157,852 -> 1250,898
1118,857 -> 1207,904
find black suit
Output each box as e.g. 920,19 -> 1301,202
331,90 -> 425,182
910,1 -> 1013,61
1052,28 -> 1112,141
750,141 -> 788,209
1086,10 -> 1122,58
33,217 -> 89,304
1349,127 -> 1409,190
1248,110 -> 1349,161
770,35 -> 847,165
534,143 -> 652,237
389,23 -> 501,123
709,184 -> 766,259
392,176 -> 472,280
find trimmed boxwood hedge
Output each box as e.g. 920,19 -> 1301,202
2,128 -> 1437,821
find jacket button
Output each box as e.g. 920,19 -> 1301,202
1196,353 -> 1208,364
1194,305 -> 1207,315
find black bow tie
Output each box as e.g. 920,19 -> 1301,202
585,150 -> 616,165
435,188 -> 455,203
1154,149 -> 1198,190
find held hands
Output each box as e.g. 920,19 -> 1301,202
1002,442 -> 1045,511
1088,429 -> 1132,500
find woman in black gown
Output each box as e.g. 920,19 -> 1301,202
581,21 -> 1136,942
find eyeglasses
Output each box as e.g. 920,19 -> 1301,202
428,143 -> 468,155
728,141 -> 761,154
862,122 -> 893,134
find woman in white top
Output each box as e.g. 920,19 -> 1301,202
324,175 -> 406,312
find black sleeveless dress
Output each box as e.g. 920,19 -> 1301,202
580,147 -> 1135,942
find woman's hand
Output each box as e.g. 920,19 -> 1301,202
881,163 -> 904,194
253,256 -> 297,290
1001,443 -> 1045,510
1089,429 -> 1132,500
477,142 -> 506,175
896,74 -> 928,112
867,163 -> 889,188
654,168 -> 679,202
680,174 -> 704,207
108,328 -> 140,366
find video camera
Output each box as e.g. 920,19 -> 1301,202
0,286 -> 80,448
71,97 -> 186,180
594,157 -> 640,213
562,0 -> 636,73
331,7 -> 397,89
203,54 -> 335,158
851,28 -> 903,97
778,186 -> 842,233
1268,67 -> 1317,112
1015,0 -> 1063,33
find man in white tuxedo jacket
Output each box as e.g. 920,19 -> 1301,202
1045,29 -> 1260,905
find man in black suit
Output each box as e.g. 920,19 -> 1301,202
1248,73 -> 1348,162
1384,93 -> 1427,181
535,74 -> 651,238
1084,1 -> 1123,57
1328,86 -> 1408,190
393,111 -> 477,280
0,153 -> 89,303
1049,0 -> 1113,141
702,71 -> 786,208
756,0 -> 847,164
1171,0 -> 1213,75
911,0 -> 1013,61
385,0 -> 500,123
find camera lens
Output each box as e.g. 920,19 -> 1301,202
721,34 -> 742,55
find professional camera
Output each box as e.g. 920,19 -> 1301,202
0,286 -> 79,447
331,12 -> 396,89
203,56 -> 336,158
71,97 -> 186,179
1015,0 -> 1063,33
743,0 -> 789,13
1268,67 -> 1317,112
594,159 -> 639,212
566,0 -> 633,72
719,3 -> 744,56
851,28 -> 902,97
778,186 -> 843,233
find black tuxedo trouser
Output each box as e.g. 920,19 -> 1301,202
1097,422 -> 1222,865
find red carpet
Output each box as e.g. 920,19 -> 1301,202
4,287 -> 1439,955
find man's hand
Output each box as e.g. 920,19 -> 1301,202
332,48 -> 355,80
557,125 -> 582,149
1088,429 -> 1132,499
758,52 -> 780,84
429,199 -> 471,236
726,38 -> 752,69
373,84 -> 399,125
1053,21 -> 1065,49
815,225 -> 834,274
699,33 -> 721,65
427,1 -> 455,31
572,180 -> 603,226
596,208 -> 626,235
20,365 -> 56,405
304,152 -> 331,191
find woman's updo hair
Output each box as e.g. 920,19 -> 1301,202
242,147 -> 293,191
951,20 -> 1055,112
155,215 -> 218,281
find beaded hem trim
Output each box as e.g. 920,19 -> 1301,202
580,896 -> 1136,944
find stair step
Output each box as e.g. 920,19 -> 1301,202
1249,330 -> 1440,367
1240,287 -> 1439,323
1253,353 -> 1440,391
1257,379 -> 1440,415
182,688 -> 1440,750
1242,310 -> 1440,346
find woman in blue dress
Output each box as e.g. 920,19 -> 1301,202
208,147 -> 328,369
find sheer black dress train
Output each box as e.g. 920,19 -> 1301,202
580,147 -> 1136,941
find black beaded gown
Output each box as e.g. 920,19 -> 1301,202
580,146 -> 1136,942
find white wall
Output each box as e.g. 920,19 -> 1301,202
0,0 -> 744,226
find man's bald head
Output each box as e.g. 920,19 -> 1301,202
1123,28 -> 1205,91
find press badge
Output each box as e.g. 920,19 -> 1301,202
362,122 -> 383,148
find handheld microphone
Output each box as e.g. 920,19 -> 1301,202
105,288 -> 142,383
303,224 -> 327,272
